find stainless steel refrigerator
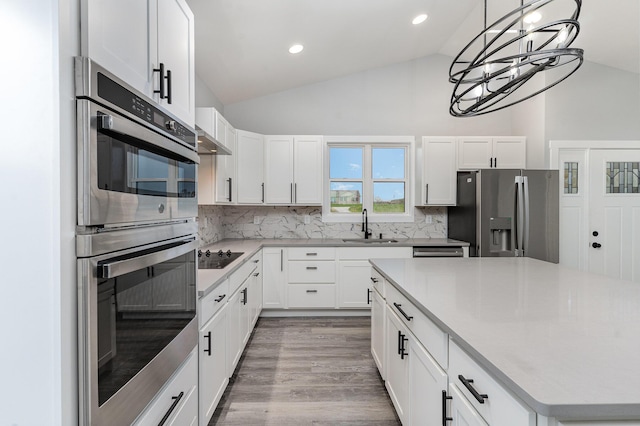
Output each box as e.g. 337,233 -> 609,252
448,169 -> 559,262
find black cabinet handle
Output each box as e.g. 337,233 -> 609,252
203,331 -> 212,355
400,333 -> 409,359
241,288 -> 247,305
442,391 -> 453,425
165,69 -> 172,104
370,277 -> 379,283
397,330 -> 403,355
306,252 -> 318,256
262,182 -> 265,203
592,242 -> 602,248
253,272 -> 260,277
489,157 -> 493,168
158,391 -> 184,426
494,157 -> 497,168
214,294 -> 226,303
306,266 -> 318,270
306,289 -> 318,293
228,178 -> 233,202
458,375 -> 488,404
426,184 -> 429,204
154,63 -> 166,99
393,302 -> 413,321
367,288 -> 372,304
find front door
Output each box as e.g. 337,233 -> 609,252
588,150 -> 640,282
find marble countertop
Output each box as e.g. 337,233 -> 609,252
370,257 -> 640,420
196,238 -> 468,297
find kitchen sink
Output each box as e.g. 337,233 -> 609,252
342,238 -> 399,244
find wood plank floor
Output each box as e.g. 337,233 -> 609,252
209,317 -> 401,425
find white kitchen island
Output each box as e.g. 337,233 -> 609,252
370,257 -> 640,425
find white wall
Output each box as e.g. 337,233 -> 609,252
0,1 -> 72,424
196,73 -> 225,112
224,54 -> 515,138
510,73 -> 547,168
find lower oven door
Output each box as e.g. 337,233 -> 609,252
78,236 -> 198,425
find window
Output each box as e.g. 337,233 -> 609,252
323,137 -> 414,222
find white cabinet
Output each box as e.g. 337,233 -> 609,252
385,306 -> 410,425
287,247 -> 336,309
82,0 -> 195,126
458,137 -> 526,170
264,135 -> 322,205
215,123 -> 237,204
262,248 -> 286,309
133,348 -> 198,425
226,286 -> 244,374
248,253 -> 263,328
337,261 -> 372,308
198,303 -> 227,426
448,383 -> 489,426
236,130 -> 265,204
371,287 -> 386,379
409,336 -> 448,426
420,137 -> 457,206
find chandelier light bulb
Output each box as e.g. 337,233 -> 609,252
523,11 -> 542,24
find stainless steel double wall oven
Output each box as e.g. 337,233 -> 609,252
75,57 -> 199,425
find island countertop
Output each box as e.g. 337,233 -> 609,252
370,257 -> 640,420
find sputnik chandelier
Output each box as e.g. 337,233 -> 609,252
449,0 -> 584,117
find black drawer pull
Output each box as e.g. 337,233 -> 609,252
442,390 -> 453,425
393,302 -> 413,321
203,331 -> 212,355
157,391 -> 184,426
306,289 -> 318,293
306,252 -> 318,256
241,288 -> 247,305
367,288 -> 372,304
458,375 -> 488,404
306,266 -> 318,270
214,294 -> 226,303
399,332 -> 408,359
370,277 -> 379,283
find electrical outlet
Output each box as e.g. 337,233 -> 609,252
425,215 -> 433,224
304,215 -> 311,224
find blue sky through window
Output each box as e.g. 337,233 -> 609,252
329,147 -> 362,179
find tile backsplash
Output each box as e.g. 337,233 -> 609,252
198,205 -> 446,246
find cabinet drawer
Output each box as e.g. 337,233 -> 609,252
288,261 -> 335,283
229,257 -> 258,293
199,279 -> 229,326
449,341 -> 535,426
288,284 -> 336,308
386,283 -> 448,369
288,247 -> 335,260
134,349 -> 197,425
370,268 -> 385,298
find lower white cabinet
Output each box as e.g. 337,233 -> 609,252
337,260 -> 373,308
448,383 -> 489,426
385,306 -> 410,424
134,348 -> 198,425
409,334 -> 448,426
262,248 -> 286,309
199,304 -> 228,426
371,287 -> 385,379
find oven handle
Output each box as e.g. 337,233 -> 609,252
98,238 -> 197,279
97,110 -> 199,164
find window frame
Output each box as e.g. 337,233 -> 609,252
322,136 -> 415,223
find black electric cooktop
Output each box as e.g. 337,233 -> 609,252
197,250 -> 244,269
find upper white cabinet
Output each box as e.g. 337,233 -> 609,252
458,137 -> 526,170
215,124 -> 237,204
264,136 -> 323,205
420,137 -> 457,206
82,0 -> 195,127
236,130 -> 265,204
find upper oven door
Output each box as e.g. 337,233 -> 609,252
77,99 -> 199,227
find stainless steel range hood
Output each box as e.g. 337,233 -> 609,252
196,126 -> 232,155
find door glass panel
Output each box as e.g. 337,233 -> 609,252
372,148 -> 405,179
606,162 -> 640,193
564,162 -> 579,194
96,246 -> 195,406
330,182 -> 362,213
373,182 -> 405,213
177,160 -> 197,198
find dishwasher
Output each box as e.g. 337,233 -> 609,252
412,246 -> 465,258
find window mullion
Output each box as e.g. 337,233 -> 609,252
364,145 -> 373,212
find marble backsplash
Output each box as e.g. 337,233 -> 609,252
198,205 -> 447,246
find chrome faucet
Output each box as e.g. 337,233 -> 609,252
362,209 -> 372,239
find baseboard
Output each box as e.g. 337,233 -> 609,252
260,309 -> 371,318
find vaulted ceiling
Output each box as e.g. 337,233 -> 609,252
186,0 -> 640,105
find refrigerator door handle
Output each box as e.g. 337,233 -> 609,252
523,176 -> 530,256
515,176 -> 525,257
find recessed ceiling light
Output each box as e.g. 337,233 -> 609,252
412,14 -> 428,25
289,44 -> 304,54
